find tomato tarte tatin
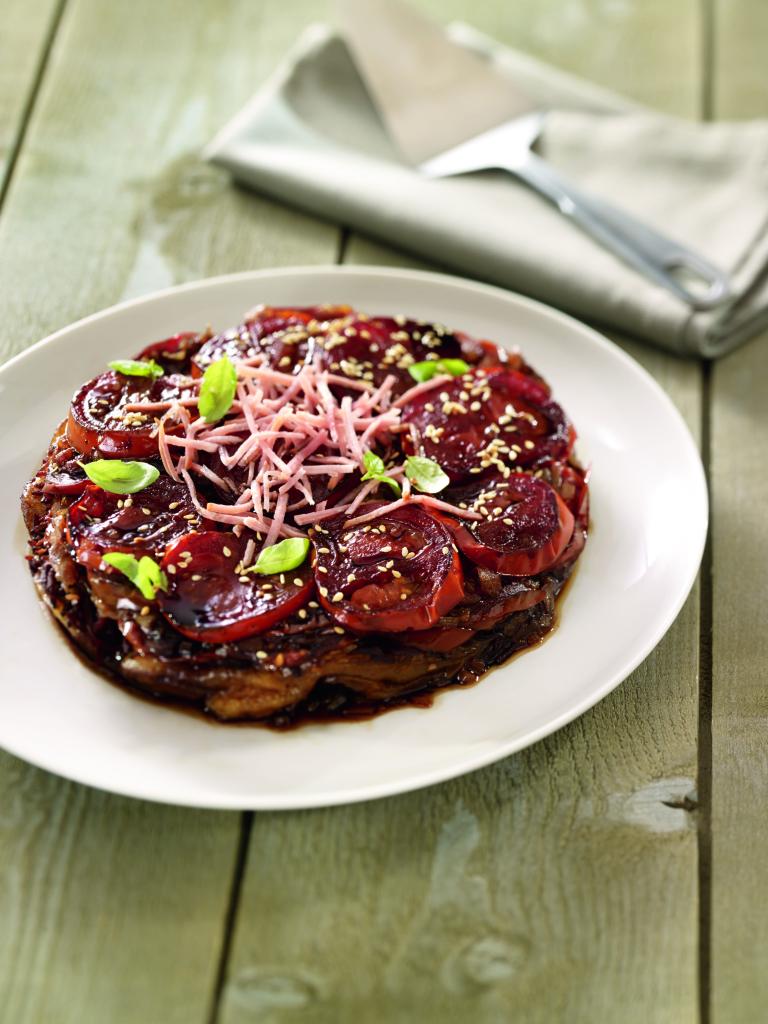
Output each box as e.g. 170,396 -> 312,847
22,305 -> 588,723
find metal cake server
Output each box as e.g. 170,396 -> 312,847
337,0 -> 731,311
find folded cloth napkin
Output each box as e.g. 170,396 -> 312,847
204,23 -> 768,357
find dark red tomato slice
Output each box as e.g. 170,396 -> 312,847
191,305 -> 352,377
311,502 -> 464,632
544,461 -> 589,569
67,370 -> 191,458
402,576 -> 547,650
401,367 -> 573,483
68,476 -> 203,570
157,531 -> 313,643
321,315 -> 464,396
456,333 -> 508,370
449,474 -> 574,577
402,625 -> 477,652
42,436 -> 90,495
134,330 -> 207,375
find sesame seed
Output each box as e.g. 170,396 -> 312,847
298,609 -> 308,619
332,591 -> 344,603
256,650 -> 268,660
239,575 -> 250,583
309,600 -> 319,608
293,578 -> 303,586
140,605 -> 150,616
167,564 -> 176,574
223,546 -> 232,557
191,574 -> 202,581
333,626 -> 345,634
319,586 -> 329,597
318,566 -> 328,573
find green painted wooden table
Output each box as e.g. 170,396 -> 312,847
0,2 -> 766,1021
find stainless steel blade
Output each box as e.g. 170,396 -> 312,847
336,0 -> 536,165
419,114 -> 545,177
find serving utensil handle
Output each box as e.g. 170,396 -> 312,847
512,151 -> 732,311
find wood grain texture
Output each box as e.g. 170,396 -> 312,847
216,229 -> 702,1023
0,0 -> 340,1021
217,2 -> 706,1018
0,0 -> 60,192
0,756 -> 240,1024
407,0 -> 703,117
709,3 -> 768,1018
0,0 -> 339,364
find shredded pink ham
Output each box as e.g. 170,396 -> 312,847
158,355 -> 475,543
392,374 -> 452,408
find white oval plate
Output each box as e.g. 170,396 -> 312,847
0,267 -> 706,809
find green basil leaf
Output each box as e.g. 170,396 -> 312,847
361,450 -> 385,478
435,358 -> 470,377
108,358 -> 164,379
408,358 -> 470,383
198,355 -> 237,423
361,450 -> 401,497
102,552 -> 168,601
405,455 -> 450,495
79,459 -> 159,494
248,537 -> 310,576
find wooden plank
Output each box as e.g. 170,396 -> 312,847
709,2 -> 768,1019
218,232 -> 702,1024
0,0 -> 341,1020
218,2 -> 705,1018
0,761 -> 241,1024
0,0 -> 338,364
0,0 -> 61,193
406,0 -> 702,117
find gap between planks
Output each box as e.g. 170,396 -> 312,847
697,1 -> 716,1017
0,0 -> 67,211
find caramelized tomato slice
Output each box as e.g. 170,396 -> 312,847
449,474 -> 574,576
134,331 -> 206,375
191,305 -> 352,376
545,461 -> 590,569
157,532 -> 314,643
321,316 -> 464,395
311,502 -> 464,632
68,476 -> 203,570
401,368 -> 573,483
42,436 -> 90,495
67,370 -> 191,458
401,625 -> 477,652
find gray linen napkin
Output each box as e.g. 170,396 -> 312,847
205,23 -> 768,357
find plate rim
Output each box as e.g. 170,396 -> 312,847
0,265 -> 708,809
